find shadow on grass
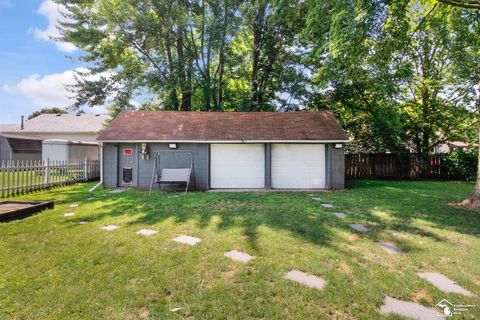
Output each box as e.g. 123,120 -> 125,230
52,179 -> 480,251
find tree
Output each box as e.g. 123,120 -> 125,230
28,107 -> 68,120
304,0 -> 479,157
55,0 -> 308,112
434,0 -> 480,208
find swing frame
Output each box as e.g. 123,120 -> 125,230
148,150 -> 196,194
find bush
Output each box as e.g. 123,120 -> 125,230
443,148 -> 478,181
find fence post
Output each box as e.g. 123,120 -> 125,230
1,161 -> 4,199
45,159 -> 50,187
84,158 -> 88,181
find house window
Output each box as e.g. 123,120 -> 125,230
123,168 -> 133,184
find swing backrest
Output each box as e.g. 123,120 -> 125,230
159,168 -> 191,182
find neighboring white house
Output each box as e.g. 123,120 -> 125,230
0,113 -> 108,162
1,113 -> 109,142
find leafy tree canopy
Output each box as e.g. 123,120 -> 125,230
27,107 -> 68,120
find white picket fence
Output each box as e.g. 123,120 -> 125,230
0,159 -> 100,198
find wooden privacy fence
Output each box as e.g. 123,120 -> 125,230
1,159 -> 100,198
346,153 -> 450,180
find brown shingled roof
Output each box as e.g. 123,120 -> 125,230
97,111 -> 348,142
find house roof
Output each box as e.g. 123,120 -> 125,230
0,124 -> 19,133
1,134 -> 42,154
97,111 -> 348,142
2,114 -> 109,133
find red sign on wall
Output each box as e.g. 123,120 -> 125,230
123,148 -> 133,156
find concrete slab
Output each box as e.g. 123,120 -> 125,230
136,229 -> 158,236
417,272 -> 474,297
333,212 -> 347,218
380,296 -> 438,320
321,204 -> 334,208
78,221 -> 88,225
173,235 -> 202,246
285,270 -> 325,290
224,250 -> 255,263
64,212 -> 75,217
311,197 -> 322,201
101,225 -> 119,231
349,224 -> 369,232
110,188 -> 127,194
69,204 -> 79,208
378,242 -> 404,255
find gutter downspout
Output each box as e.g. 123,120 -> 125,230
89,142 -> 103,192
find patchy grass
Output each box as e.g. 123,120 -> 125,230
0,180 -> 479,319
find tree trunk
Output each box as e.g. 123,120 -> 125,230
165,39 -> 179,110
469,84 -> 480,207
251,2 -> 266,111
176,29 -> 191,111
461,83 -> 480,207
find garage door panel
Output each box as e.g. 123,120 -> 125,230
271,144 -> 325,189
211,144 -> 265,188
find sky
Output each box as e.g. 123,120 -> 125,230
0,0 -> 105,124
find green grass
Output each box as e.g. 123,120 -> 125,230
0,180 -> 479,319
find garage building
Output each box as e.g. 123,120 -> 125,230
97,111 -> 348,190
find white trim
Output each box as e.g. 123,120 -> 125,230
97,139 -> 348,144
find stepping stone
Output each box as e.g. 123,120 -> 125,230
224,250 -> 255,263
378,242 -> 404,255
380,296 -> 437,320
69,204 -> 79,208
311,197 -> 322,201
172,235 -> 202,246
86,197 -> 95,201
110,188 -> 127,194
78,221 -> 88,225
285,270 -> 325,290
349,224 -> 369,232
64,212 -> 75,217
136,229 -> 158,236
101,194 -> 108,197
333,212 -> 347,219
321,204 -> 334,208
417,272 -> 474,296
101,225 -> 119,231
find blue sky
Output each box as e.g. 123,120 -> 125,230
0,0 -> 103,124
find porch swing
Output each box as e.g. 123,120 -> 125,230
148,150 -> 195,194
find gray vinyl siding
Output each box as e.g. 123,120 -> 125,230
138,143 -> 209,190
102,141 -> 344,191
12,153 -> 41,161
103,143 -> 118,188
0,136 -> 12,162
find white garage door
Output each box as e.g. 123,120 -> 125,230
210,144 -> 265,188
271,144 -> 325,189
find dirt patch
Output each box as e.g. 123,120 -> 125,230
347,234 -> 359,242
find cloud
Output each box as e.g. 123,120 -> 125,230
32,0 -> 77,53
3,68 -> 113,112
3,68 -> 87,107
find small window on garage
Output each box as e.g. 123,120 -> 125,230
123,167 -> 133,184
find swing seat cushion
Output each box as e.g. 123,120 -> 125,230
157,168 -> 191,183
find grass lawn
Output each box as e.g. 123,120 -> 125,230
0,180 -> 479,319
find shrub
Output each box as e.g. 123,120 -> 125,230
443,148 -> 478,181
